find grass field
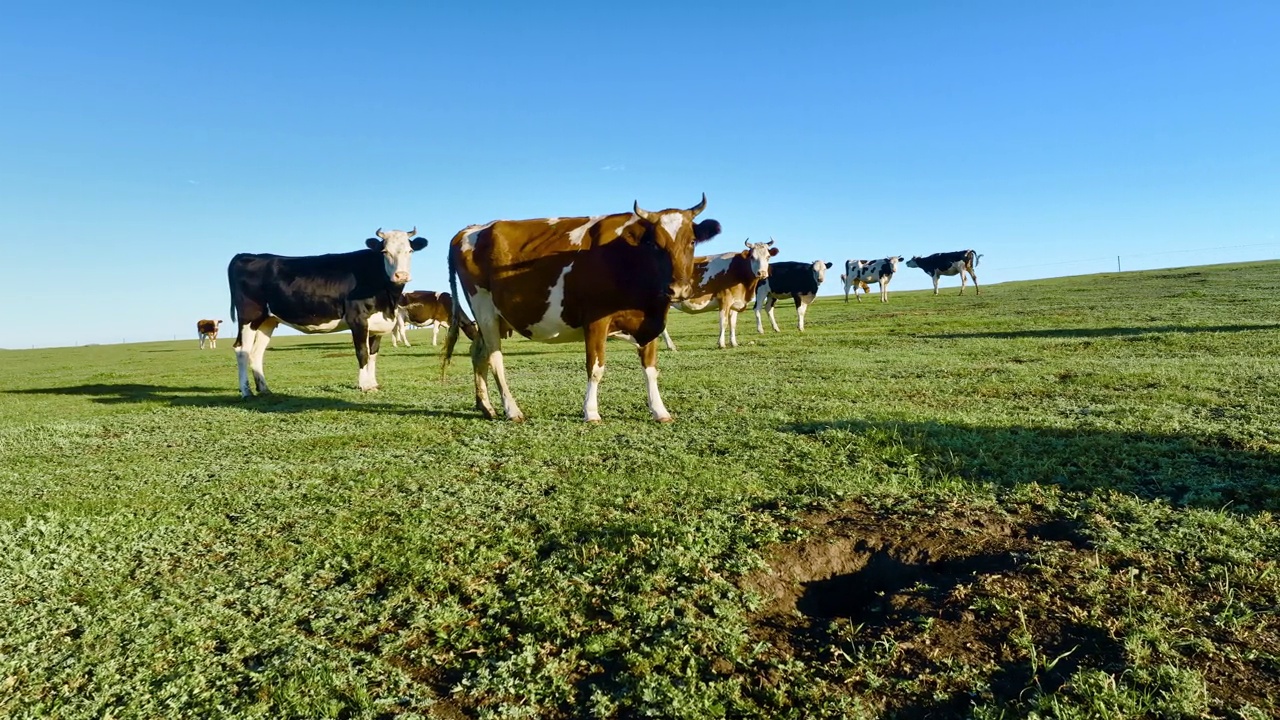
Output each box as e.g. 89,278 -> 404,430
2,262 -> 1279,719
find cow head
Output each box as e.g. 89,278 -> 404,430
633,194 -> 721,301
906,256 -> 922,269
741,238 -> 779,280
366,227 -> 429,284
812,261 -> 833,285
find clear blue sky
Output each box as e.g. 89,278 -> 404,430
2,1 -> 1277,348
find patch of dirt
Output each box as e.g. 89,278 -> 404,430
742,501 -> 1277,717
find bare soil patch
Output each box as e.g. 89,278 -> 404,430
743,501 -> 1279,717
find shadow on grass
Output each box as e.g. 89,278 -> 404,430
782,418 -> 1280,514
920,323 -> 1278,340
4,383 -> 476,418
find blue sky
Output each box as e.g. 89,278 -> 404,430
1,1 -> 1277,348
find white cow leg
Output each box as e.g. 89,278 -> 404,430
638,340 -> 672,422
717,309 -> 728,349
583,362 -> 605,422
933,275 -> 941,295
661,328 -> 677,352
488,351 -> 524,422
431,324 -> 440,346
249,320 -> 277,394
235,324 -> 256,397
729,310 -> 739,347
768,299 -> 781,332
470,290 -> 523,421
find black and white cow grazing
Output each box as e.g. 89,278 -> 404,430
906,250 -> 981,295
843,256 -> 903,303
755,260 -> 833,333
227,227 -> 428,397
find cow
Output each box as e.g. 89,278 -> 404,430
906,250 -> 981,295
196,319 -> 222,349
755,260 -> 832,333
842,256 -> 902,303
661,238 -> 778,350
227,227 -> 428,397
391,291 -> 476,347
840,260 -> 872,303
443,195 -> 722,423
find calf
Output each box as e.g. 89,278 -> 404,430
392,291 -> 477,347
906,250 -> 981,295
662,239 -> 778,350
840,260 -> 872,303
755,260 -> 833,333
846,256 -> 902,303
227,227 -> 427,397
444,195 -> 721,422
196,319 -> 222,349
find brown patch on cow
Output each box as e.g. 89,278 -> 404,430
742,502 -> 1280,717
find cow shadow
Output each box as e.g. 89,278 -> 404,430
4,383 -> 475,418
920,323 -> 1278,340
780,418 -> 1280,514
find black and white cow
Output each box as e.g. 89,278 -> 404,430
227,228 -> 428,397
906,250 -> 981,295
755,260 -> 833,333
842,256 -> 902,303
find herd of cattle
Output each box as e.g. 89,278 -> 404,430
195,196 -> 982,422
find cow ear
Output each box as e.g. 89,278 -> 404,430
693,219 -> 721,243
825,262 -> 833,269
411,237 -> 428,251
366,238 -> 383,251
740,249 -> 751,259
769,247 -> 779,257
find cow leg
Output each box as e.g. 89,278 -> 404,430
970,267 -> 980,295
661,328 -> 677,352
796,294 -> 814,332
717,307 -> 729,349
211,335 -> 217,349
583,320 -> 610,422
368,333 -> 383,389
767,297 -> 781,332
729,309 -> 740,348
247,318 -> 277,394
352,324 -> 378,392
932,274 -> 941,295
431,324 -> 440,346
754,286 -> 767,333
199,335 -> 206,350
881,278 -> 890,303
470,290 -> 524,421
235,325 -> 255,396
637,339 -> 672,423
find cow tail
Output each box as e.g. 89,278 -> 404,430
969,250 -> 980,268
442,246 -> 462,381
227,257 -> 238,325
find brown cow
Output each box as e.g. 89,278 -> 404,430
444,196 -> 721,422
392,291 -> 477,347
661,238 -> 778,350
197,319 -> 222,349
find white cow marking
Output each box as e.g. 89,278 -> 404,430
284,319 -> 346,334
365,311 -> 398,335
567,216 -> 603,246
613,215 -> 639,237
660,212 -> 684,241
526,265 -> 583,342
459,222 -> 496,253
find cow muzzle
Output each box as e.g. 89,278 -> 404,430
392,271 -> 410,284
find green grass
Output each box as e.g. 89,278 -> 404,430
2,262 -> 1279,718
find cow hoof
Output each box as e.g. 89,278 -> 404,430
509,414 -> 527,423
654,415 -> 674,424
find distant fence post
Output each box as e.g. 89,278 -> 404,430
1117,256 -> 1121,272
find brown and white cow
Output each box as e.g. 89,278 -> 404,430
197,319 -> 222,349
443,196 -> 722,422
661,238 -> 778,350
392,291 -> 476,347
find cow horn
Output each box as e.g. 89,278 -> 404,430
687,193 -> 707,217
768,237 -> 775,246
633,200 -> 658,222
375,228 -> 388,241
744,238 -> 752,248
407,226 -> 417,238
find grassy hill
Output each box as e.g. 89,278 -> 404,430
2,262 -> 1278,718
